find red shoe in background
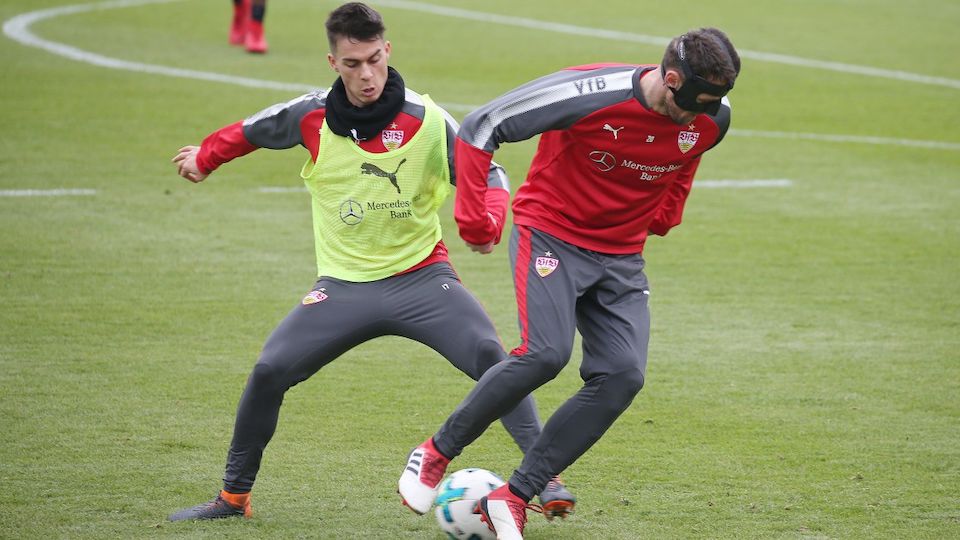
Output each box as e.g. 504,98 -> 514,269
244,19 -> 268,54
229,0 -> 249,45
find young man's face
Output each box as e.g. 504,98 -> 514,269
327,36 -> 391,108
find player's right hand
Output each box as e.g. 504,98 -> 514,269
172,145 -> 208,183
464,213 -> 500,254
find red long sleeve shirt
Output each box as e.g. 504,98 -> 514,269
454,64 -> 731,254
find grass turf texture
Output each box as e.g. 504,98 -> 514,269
2,0 -> 959,538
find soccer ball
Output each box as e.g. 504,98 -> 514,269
434,468 -> 505,540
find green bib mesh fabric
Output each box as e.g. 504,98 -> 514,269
300,95 -> 450,281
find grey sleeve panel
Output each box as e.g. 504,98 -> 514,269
427,92 -> 509,191
241,89 -> 327,150
706,97 -> 732,149
434,98 -> 459,186
459,66 -> 640,153
485,161 -> 509,191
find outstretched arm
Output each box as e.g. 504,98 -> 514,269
174,90 -> 327,182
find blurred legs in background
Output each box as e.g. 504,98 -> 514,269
230,0 -> 267,53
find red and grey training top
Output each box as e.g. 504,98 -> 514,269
454,64 -> 732,255
195,87 -> 508,188
192,86 -> 511,272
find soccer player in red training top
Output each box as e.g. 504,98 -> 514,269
229,0 -> 267,53
399,28 -> 741,538
167,2 -> 574,522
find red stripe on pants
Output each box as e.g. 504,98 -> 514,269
510,226 -> 533,356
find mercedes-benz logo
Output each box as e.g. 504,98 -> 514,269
588,150 -> 616,172
339,199 -> 363,225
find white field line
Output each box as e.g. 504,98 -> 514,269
0,183 -> 796,197
695,179 -> 793,189
1,0 -> 318,94
257,187 -> 308,193
375,0 -> 960,91
730,129 -> 960,151
0,188 -> 97,197
256,182 -> 796,192
4,0 -> 959,150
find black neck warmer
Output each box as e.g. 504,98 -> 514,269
325,66 -> 406,142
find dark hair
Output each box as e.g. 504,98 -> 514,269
325,2 -> 386,51
662,28 -> 740,86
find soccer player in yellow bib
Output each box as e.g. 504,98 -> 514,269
167,2 -> 574,522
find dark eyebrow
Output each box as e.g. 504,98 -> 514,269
341,48 -> 382,65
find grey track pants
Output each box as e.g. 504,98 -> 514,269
434,226 -> 650,500
222,262 -> 541,493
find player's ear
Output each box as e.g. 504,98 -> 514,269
663,68 -> 681,89
327,53 -> 338,72
384,40 -> 392,59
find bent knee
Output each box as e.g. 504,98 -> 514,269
619,367 -> 646,395
598,367 -> 646,403
520,346 -> 572,380
470,338 -> 509,378
246,361 -> 288,393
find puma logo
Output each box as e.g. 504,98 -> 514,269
360,159 -> 406,193
603,123 -> 624,140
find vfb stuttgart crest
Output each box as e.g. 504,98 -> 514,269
382,129 -> 404,151
302,289 -> 328,305
677,131 -> 699,154
535,251 -> 559,277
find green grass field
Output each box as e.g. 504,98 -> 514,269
2,0 -> 959,538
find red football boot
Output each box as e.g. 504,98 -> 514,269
244,20 -> 268,54
229,0 -> 249,45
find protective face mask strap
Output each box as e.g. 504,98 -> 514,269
676,39 -> 733,96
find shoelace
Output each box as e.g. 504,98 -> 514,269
489,498 -> 542,534
514,501 -> 543,532
544,479 -> 563,492
420,450 -> 448,487
192,496 -> 227,513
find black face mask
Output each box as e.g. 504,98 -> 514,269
662,38 -> 733,115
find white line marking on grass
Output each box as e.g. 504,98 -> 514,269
695,179 -> 793,189
256,182 -> 796,192
256,187 -> 308,193
374,0 -> 960,91
730,129 -> 960,151
1,0 -> 319,94
0,189 -> 97,197
4,1 -> 959,150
